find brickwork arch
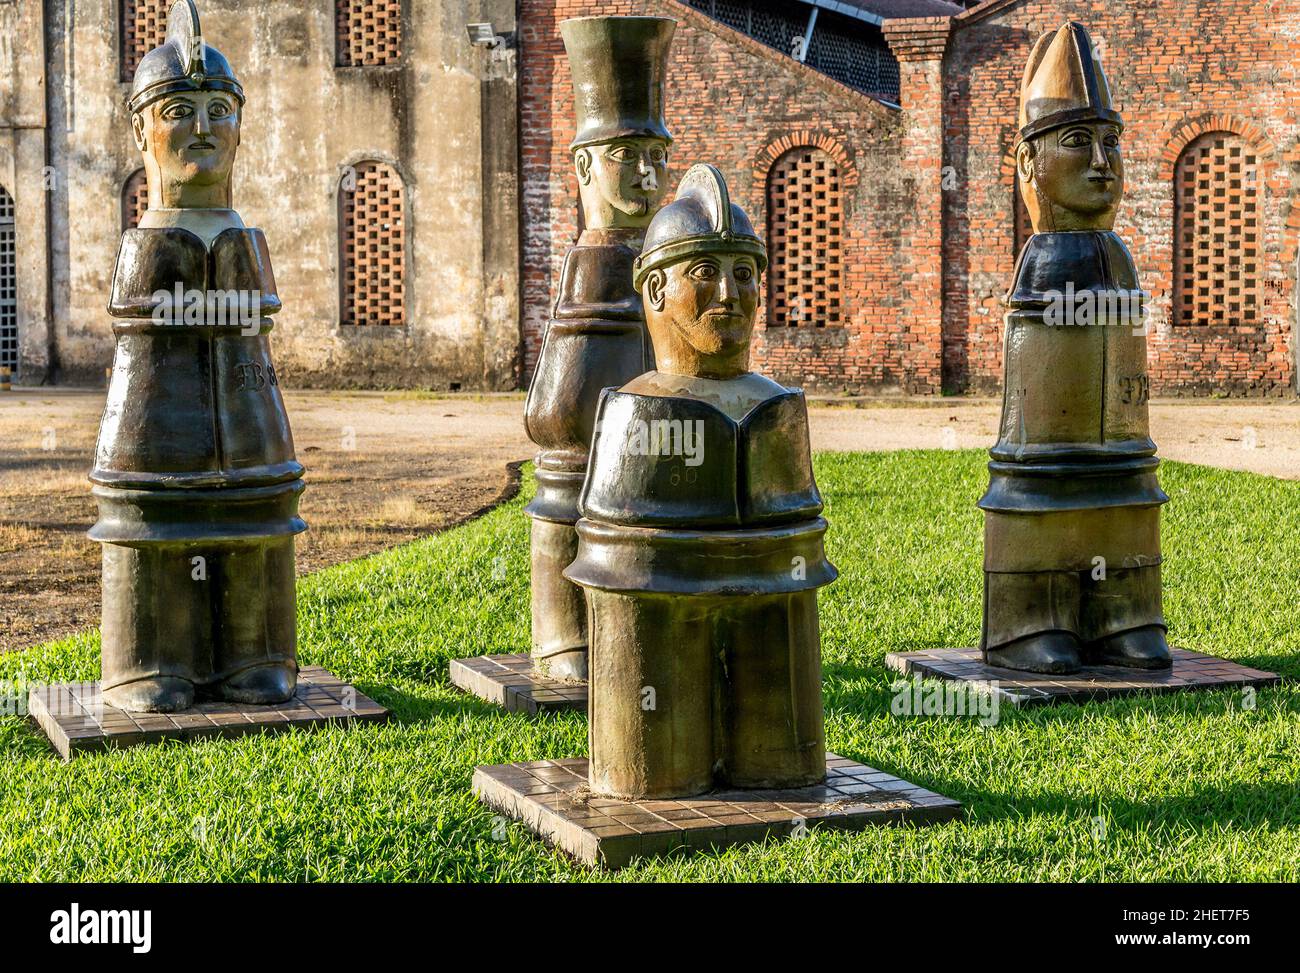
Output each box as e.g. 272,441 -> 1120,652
753,132 -> 858,192
338,161 -> 406,327
764,145 -> 845,329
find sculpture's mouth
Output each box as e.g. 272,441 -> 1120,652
188,140 -> 216,153
1088,174 -> 1115,184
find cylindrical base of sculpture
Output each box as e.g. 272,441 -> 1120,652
528,517 -> 588,681
100,535 -> 299,704
586,589 -> 825,800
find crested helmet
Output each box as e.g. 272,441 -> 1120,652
129,0 -> 245,115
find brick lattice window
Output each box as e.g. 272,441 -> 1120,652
123,169 -> 149,231
120,0 -> 170,82
339,162 -> 406,326
766,147 -> 843,327
336,0 -> 403,67
0,185 -> 16,371
1174,132 -> 1261,327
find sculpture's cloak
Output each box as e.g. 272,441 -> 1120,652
979,230 -> 1166,575
90,226 -> 305,544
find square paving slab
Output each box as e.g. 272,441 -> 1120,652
28,666 -> 389,760
885,647 -> 1280,709
473,754 -> 962,868
450,653 -> 587,715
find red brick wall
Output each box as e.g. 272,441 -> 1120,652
520,0 -> 945,393
941,0 -> 1299,395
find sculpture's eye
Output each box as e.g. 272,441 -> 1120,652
688,261 -> 718,281
162,102 -> 194,120
209,101 -> 232,118
1061,130 -> 1091,148
1104,133 -> 1120,148
734,265 -> 754,283
608,145 -> 637,163
649,146 -> 666,164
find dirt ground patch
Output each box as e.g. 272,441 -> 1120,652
1,388 -> 1296,652
0,390 -> 532,653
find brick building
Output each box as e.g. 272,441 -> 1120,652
1,0 -> 1295,395
522,0 -> 1300,395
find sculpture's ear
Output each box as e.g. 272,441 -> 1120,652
1015,140 -> 1036,185
131,111 -> 147,152
575,148 -> 592,185
644,268 -> 666,312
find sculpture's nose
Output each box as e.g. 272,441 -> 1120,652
718,268 -> 739,304
638,155 -> 658,191
194,106 -> 211,137
1090,137 -> 1110,173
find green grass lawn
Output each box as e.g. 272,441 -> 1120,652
1,450 -> 1297,881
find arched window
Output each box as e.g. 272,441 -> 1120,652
0,186 -> 16,371
339,161 -> 406,327
122,169 -> 149,231
1174,132 -> 1261,327
766,147 -> 843,327
120,0 -> 169,82
336,0 -> 403,67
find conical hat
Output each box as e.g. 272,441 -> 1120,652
1017,22 -> 1121,143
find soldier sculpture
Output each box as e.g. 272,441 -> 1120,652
979,22 -> 1171,675
522,16 -> 675,682
566,165 -> 837,799
91,0 -> 305,712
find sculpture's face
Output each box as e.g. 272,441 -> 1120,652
576,137 -> 670,228
644,251 -> 759,377
133,89 -> 241,203
1018,121 -> 1123,231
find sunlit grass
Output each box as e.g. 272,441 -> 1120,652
0,451 -> 1296,881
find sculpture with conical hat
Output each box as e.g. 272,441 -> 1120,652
522,16 -> 675,682
978,22 -> 1170,674
91,0 -> 305,712
567,164 -> 836,798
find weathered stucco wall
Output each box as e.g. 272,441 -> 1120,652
10,0 -> 521,389
0,0 -> 52,383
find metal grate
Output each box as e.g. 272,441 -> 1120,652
123,169 -> 150,231
120,0 -> 170,82
767,147 -> 843,328
336,0 -> 403,67
0,185 -> 16,370
340,162 -> 406,326
688,0 -> 900,102
1174,132 -> 1260,327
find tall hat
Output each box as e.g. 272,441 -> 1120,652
633,164 -> 766,289
1017,22 -> 1121,145
561,16 -> 674,151
128,0 -> 245,114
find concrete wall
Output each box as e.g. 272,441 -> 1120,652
7,0 -> 521,389
0,0 -> 52,384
